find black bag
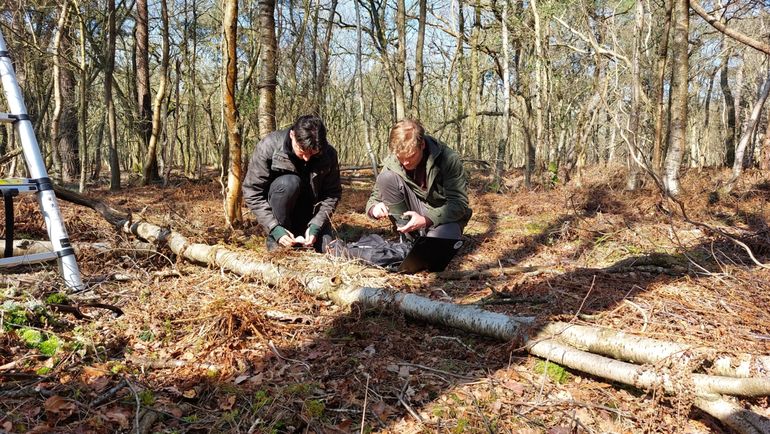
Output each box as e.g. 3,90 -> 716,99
326,234 -> 412,268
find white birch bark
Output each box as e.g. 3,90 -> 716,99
725,71 -> 770,192
538,322 -> 770,378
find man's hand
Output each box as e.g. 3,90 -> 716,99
370,202 -> 389,219
397,211 -> 431,233
277,230 -> 296,247
302,228 -> 317,247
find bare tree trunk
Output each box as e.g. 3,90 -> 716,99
702,64 -> 718,167
528,0 -> 546,189
257,0 -> 277,137
761,102 -> 770,171
50,2 -> 70,182
354,0 -> 378,178
164,58 -> 181,186
91,112 -> 105,181
311,0 -> 338,116
725,71 -> 770,192
720,46 -> 737,167
625,0 -> 644,191
410,0 -> 426,118
652,0 -> 673,172
58,37 -> 80,183
364,0 -> 404,122
469,1 -> 481,158
136,0 -> 153,176
185,0 -> 200,178
394,0 -> 407,120
73,0 -> 88,192
223,0 -> 243,226
106,0 -> 120,191
496,0 -> 510,190
454,2 -> 464,152
663,0 -> 689,197
142,0 -> 169,185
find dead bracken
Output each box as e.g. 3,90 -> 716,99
1,167 -> 769,433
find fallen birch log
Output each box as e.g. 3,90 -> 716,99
538,322 -> 770,378
0,239 -> 160,260
56,189 -> 770,433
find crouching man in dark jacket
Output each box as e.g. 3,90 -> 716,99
243,115 -> 341,252
366,119 -> 472,240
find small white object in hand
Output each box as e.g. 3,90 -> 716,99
295,236 -> 305,243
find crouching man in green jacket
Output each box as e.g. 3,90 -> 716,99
366,119 -> 472,240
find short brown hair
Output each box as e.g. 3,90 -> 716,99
389,119 -> 424,156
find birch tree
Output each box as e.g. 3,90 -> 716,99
496,0 -> 510,189
51,2 -> 69,182
223,0 -> 243,226
663,0 -> 689,196
105,0 -> 120,191
725,70 -> 770,192
409,0 -> 426,118
257,0 -> 277,137
528,0 -> 545,189
720,45 -> 737,167
761,105 -> 770,170
468,1 -> 482,158
136,0 -> 155,179
142,0 -> 169,185
652,0 -> 673,172
71,0 -> 89,192
354,0 -> 378,177
311,0 -> 338,116
624,0 -> 645,191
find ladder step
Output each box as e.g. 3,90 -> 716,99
0,113 -> 19,123
0,178 -> 38,194
0,251 -> 59,267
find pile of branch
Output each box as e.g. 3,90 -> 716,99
57,189 -> 770,434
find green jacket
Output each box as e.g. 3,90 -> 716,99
366,135 -> 472,228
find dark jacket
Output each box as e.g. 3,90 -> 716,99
243,128 -> 342,233
366,135 -> 472,228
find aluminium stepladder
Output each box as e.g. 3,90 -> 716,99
0,30 -> 84,291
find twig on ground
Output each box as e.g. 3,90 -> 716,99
400,362 -> 476,380
623,299 -> 650,333
572,275 -> 596,321
92,378 -> 128,407
125,377 -> 142,434
437,265 -> 550,280
397,380 -> 424,424
431,336 -> 479,355
360,373 -> 370,434
268,340 -> 310,370
0,387 -> 55,398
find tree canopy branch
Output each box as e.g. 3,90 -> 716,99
690,0 -> 770,55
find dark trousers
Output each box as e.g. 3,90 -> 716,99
375,170 -> 462,240
268,174 -> 330,251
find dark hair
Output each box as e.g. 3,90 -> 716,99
291,115 -> 328,152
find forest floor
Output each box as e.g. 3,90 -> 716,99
1,165 -> 770,433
